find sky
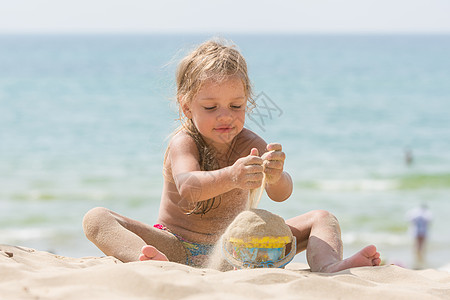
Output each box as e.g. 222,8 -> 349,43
1,0 -> 450,34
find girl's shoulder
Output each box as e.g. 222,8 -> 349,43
237,127 -> 263,142
235,128 -> 268,155
170,129 -> 192,143
168,130 -> 198,153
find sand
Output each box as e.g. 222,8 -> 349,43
223,209 -> 292,240
1,244 -> 449,300
247,172 -> 266,209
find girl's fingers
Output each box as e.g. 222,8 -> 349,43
246,179 -> 264,189
246,164 -> 264,174
246,155 -> 263,166
266,143 -> 282,152
244,172 -> 264,188
264,160 -> 283,170
250,148 -> 259,156
250,171 -> 264,181
263,150 -> 285,161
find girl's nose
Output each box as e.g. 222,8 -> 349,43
216,108 -> 233,122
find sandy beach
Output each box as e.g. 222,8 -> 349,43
1,244 -> 449,300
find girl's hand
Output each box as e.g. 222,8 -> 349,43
261,143 -> 286,184
230,148 -> 264,190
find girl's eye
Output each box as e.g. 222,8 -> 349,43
204,106 -> 216,110
231,105 -> 242,109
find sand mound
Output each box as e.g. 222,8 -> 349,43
207,209 -> 293,270
223,208 -> 292,241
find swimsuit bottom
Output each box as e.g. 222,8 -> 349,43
154,224 -> 215,268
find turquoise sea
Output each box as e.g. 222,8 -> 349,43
1,34 -> 449,269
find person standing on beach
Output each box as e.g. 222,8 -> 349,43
407,204 -> 432,267
82,39 -> 381,272
404,148 -> 413,167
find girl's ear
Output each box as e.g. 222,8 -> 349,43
181,102 -> 192,119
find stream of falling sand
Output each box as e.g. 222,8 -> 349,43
247,172 -> 266,210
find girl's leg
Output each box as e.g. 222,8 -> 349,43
286,210 -> 380,273
82,207 -> 187,263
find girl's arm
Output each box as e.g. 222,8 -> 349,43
265,171 -> 293,202
169,132 -> 264,203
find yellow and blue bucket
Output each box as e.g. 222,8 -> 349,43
222,235 -> 296,269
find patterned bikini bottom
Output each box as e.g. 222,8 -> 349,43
153,224 -> 216,268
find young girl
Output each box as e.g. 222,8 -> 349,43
83,39 -> 381,272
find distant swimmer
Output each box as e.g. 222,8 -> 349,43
407,204 -> 432,268
404,148 -> 413,166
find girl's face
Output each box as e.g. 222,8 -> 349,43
183,76 -> 246,149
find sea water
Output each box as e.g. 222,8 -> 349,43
1,34 -> 449,269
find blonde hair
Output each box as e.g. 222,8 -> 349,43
170,39 -> 254,215
176,39 -> 254,121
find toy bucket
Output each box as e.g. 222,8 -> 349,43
222,235 -> 296,269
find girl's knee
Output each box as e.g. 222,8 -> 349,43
312,210 -> 339,225
82,207 -> 111,239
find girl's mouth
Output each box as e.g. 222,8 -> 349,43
214,126 -> 233,133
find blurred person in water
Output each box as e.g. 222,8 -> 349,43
407,204 -> 432,268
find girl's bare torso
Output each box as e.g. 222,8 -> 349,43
157,128 -> 266,244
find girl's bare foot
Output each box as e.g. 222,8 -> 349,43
321,245 -> 381,273
139,245 -> 169,262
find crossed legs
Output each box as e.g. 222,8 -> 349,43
83,207 -> 380,272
